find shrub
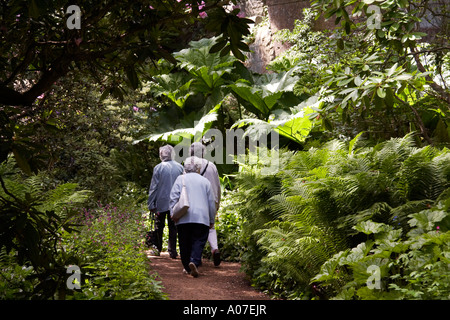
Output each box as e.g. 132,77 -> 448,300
212,189 -> 246,261
313,198 -> 450,300
61,204 -> 167,300
225,133 -> 450,299
0,158 -> 91,299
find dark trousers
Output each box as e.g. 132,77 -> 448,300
177,223 -> 209,272
155,210 -> 178,256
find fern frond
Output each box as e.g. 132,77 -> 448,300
254,219 -> 345,287
396,146 -> 446,201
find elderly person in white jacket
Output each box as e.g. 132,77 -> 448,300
169,156 -> 216,277
189,142 -> 222,266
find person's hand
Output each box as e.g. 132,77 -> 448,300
210,223 -> 214,229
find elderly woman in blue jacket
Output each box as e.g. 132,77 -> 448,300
169,156 -> 216,277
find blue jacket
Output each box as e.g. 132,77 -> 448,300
147,160 -> 184,212
169,172 -> 216,227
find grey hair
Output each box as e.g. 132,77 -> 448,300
190,142 -> 206,158
159,145 -> 174,162
184,156 -> 202,173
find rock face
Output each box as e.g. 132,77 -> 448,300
237,0 -> 447,73
245,22 -> 274,74
237,0 -> 272,74
238,0 -> 334,73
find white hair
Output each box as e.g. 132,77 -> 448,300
190,142 -> 206,158
159,145 -> 174,161
184,156 -> 202,173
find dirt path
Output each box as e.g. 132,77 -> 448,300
146,251 -> 271,300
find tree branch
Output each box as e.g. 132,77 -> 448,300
0,0 -> 241,107
0,42 -> 36,87
394,93 -> 433,145
0,175 -> 20,203
405,47 -> 450,56
409,45 -> 450,106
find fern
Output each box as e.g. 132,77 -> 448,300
0,158 -> 92,298
0,162 -> 91,218
228,133 -> 450,299
36,182 -> 92,218
397,146 -> 447,201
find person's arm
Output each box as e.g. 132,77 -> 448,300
147,166 -> 159,211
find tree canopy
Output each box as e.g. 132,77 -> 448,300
0,0 -> 252,107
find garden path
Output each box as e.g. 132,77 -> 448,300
146,251 -> 271,300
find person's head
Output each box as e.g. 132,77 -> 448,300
159,145 -> 174,162
184,156 -> 202,174
190,142 -> 206,158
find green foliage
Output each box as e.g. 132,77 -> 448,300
2,0 -> 449,302
213,189 -> 246,261
205,6 -> 253,61
229,68 -> 300,120
135,105 -> 220,145
223,133 -> 450,299
313,199 -> 450,300
0,74 -> 161,299
0,0 -> 253,107
268,8 -> 334,98
136,37 -> 238,144
61,205 -> 166,300
0,158 -> 91,299
311,0 -> 444,53
138,36 -> 314,148
21,75 -> 160,202
270,4 -> 449,145
175,37 -> 238,96
152,73 -> 195,109
0,250 -> 36,299
318,51 -> 442,144
308,0 -> 450,144
232,96 -> 318,145
0,160 -> 165,299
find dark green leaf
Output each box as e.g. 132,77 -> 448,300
385,87 -> 394,108
220,45 -> 231,57
126,66 -> 139,90
28,0 -> 40,19
231,45 -> 246,61
12,147 -> 32,175
209,40 -> 227,54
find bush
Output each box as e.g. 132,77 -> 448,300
226,133 -> 450,299
61,204 -> 167,300
213,189 -> 246,261
0,158 -> 91,299
313,198 -> 450,300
